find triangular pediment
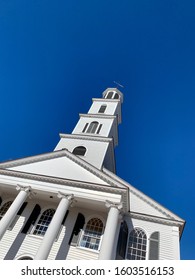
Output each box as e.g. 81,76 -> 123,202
0,150 -> 111,186
0,150 -> 185,232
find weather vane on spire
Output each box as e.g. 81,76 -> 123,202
113,81 -> 124,88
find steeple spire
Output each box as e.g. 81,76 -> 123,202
55,88 -> 123,173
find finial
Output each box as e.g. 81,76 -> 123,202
113,81 -> 124,88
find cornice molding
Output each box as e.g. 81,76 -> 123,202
0,149 -> 127,192
102,167 -> 178,221
79,113 -> 117,120
0,149 -> 129,210
92,98 -> 120,104
129,188 -> 173,220
0,168 -> 124,194
0,150 -> 67,169
129,211 -> 184,227
59,133 -> 113,143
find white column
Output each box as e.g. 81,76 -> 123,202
34,193 -> 74,260
99,200 -> 123,260
0,185 -> 31,240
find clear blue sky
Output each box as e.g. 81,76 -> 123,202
0,0 -> 194,259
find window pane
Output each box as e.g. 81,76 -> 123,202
96,124 -> 102,134
98,105 -> 106,113
82,123 -> 88,133
86,122 -> 99,133
114,93 -> 119,99
33,209 -> 55,236
106,91 -> 114,99
126,228 -> 147,260
72,146 -> 86,156
79,218 -> 103,251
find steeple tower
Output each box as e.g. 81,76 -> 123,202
0,86 -> 184,260
54,88 -> 123,172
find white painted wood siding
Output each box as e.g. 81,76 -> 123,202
125,216 -> 180,260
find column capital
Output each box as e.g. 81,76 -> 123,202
57,192 -> 74,201
105,200 -> 123,211
16,184 -> 31,193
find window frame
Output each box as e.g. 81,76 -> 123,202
31,208 -> 55,237
78,216 -> 104,251
126,227 -> 147,260
105,91 -> 120,100
98,104 -> 107,113
83,121 -> 102,135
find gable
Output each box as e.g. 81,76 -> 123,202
0,151 -> 109,186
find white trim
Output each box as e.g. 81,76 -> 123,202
15,253 -> 34,260
78,215 -> 105,252
30,206 -> 56,237
126,227 -> 148,260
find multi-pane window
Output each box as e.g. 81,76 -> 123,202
0,201 -> 12,220
79,217 -> 104,251
126,228 -> 147,260
33,208 -> 55,236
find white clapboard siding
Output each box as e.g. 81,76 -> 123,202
125,217 -> 179,260
0,208 -> 31,260
67,246 -> 98,260
129,192 -> 173,219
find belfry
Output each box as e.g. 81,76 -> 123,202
0,88 -> 184,260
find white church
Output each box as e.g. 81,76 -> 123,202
0,88 -> 185,260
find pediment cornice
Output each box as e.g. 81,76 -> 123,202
129,211 -> 184,226
102,167 -> 184,222
0,150 -> 127,192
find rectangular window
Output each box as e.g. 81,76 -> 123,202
98,105 -> 106,113
96,124 -> 102,134
82,123 -> 89,133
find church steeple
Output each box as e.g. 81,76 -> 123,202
54,88 -> 123,173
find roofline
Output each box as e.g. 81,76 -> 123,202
102,167 -> 185,225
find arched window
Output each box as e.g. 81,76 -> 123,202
33,208 -> 55,236
79,217 -> 104,251
18,256 -> 33,260
126,228 -> 147,260
0,201 -> 12,220
114,93 -> 119,99
72,146 -> 86,156
86,121 -> 99,133
106,91 -> 114,99
149,231 -> 160,260
116,221 -> 128,259
98,105 -> 107,113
